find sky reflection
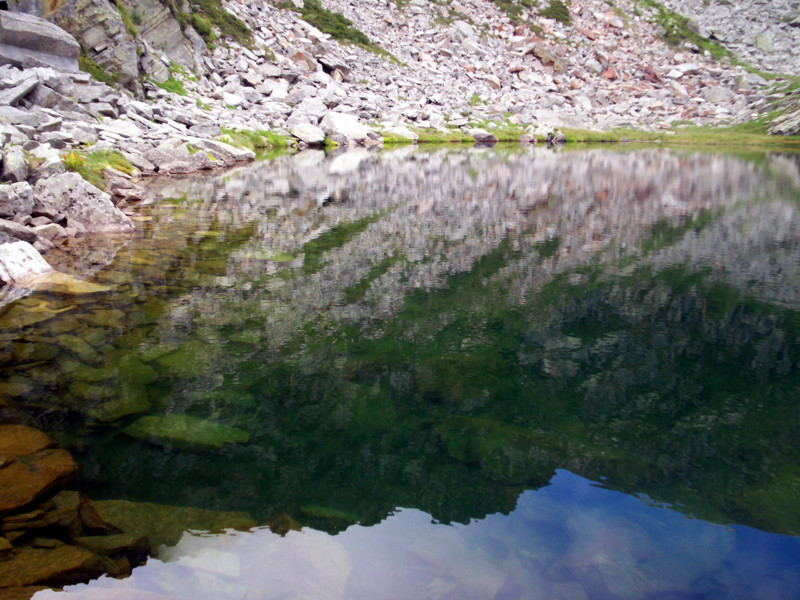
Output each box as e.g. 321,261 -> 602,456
37,470 -> 800,600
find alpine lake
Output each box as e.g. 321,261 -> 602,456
2,145 -> 800,599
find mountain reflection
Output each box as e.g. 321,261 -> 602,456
3,147 -> 800,542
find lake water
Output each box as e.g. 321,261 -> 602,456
1,146 -> 800,599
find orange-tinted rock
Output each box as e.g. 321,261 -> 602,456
0,545 -> 106,588
0,450 -> 77,514
0,587 -> 50,600
0,426 -> 54,467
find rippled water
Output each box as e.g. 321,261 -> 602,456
2,146 -> 800,599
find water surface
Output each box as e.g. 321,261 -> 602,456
1,146 -> 799,598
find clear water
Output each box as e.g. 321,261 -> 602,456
2,146 -> 800,599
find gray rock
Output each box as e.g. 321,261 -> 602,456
319,111 -> 371,144
0,216 -> 37,243
0,181 -> 34,217
0,240 -> 52,284
33,172 -> 134,233
702,86 -> 734,103
0,74 -> 37,106
1,145 -> 28,182
182,138 -> 255,167
0,11 -> 80,72
468,128 -> 497,144
26,83 -> 80,112
290,122 -> 325,145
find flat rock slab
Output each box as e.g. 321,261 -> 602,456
0,544 -> 106,588
0,449 -> 78,514
0,425 -> 55,467
0,11 -> 80,72
0,241 -> 53,285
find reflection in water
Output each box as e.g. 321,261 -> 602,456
36,471 -> 800,600
3,146 -> 800,597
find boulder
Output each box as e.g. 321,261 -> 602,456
1,145 -> 28,183
319,111 -> 371,144
290,122 -> 326,145
144,140 -> 216,174
0,11 -> 80,72
0,448 -> 77,514
0,181 -> 33,217
0,545 -> 108,588
0,425 -> 55,465
0,74 -> 37,106
33,173 -> 134,233
46,0 -> 140,91
123,414 -> 251,451
469,128 -> 497,144
0,240 -> 52,284
185,138 -> 255,167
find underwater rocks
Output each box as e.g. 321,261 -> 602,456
123,414 -> 251,451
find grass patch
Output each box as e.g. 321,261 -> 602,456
381,132 -> 416,145
633,0 -> 731,61
281,0 -> 396,60
539,0 -> 571,24
62,149 -> 134,189
217,128 -> 292,151
153,76 -> 187,96
411,127 -> 475,144
78,49 -> 117,86
191,12 -> 218,44
163,0 -> 252,46
116,1 -> 138,37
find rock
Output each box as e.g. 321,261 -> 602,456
319,111 -> 372,144
183,138 -> 255,167
33,173 -> 134,233
0,241 -> 52,284
123,414 -> 250,451
0,449 -> 78,514
469,128 -> 497,144
703,85 -> 734,103
92,499 -> 256,553
290,122 -> 325,145
0,11 -> 80,72
1,146 -> 28,183
120,0 -> 196,72
73,533 -> 149,561
0,74 -> 37,106
0,182 -> 33,217
0,545 -> 107,588
46,0 -> 140,91
0,425 -> 55,466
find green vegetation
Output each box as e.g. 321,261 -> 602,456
411,127 -> 475,144
539,0 -> 571,24
281,0 -> 395,59
116,1 -> 138,37
344,254 -> 405,303
489,0 -> 537,21
217,128 -> 292,151
124,414 -> 250,451
153,76 -> 188,96
62,149 -> 134,189
78,50 -> 117,86
633,0 -> 730,61
162,0 -> 252,46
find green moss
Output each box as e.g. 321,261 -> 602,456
191,12 -> 217,44
78,50 -> 117,86
410,127 -> 475,144
62,149 -> 134,190
539,0 -> 571,24
344,254 -> 404,303
153,76 -> 187,96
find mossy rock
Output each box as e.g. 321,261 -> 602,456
123,414 -> 250,451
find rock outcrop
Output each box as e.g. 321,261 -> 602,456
0,10 -> 80,72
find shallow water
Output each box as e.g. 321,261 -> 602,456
2,146 -> 800,598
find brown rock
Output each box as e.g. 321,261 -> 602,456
0,545 -> 107,588
0,587 -> 50,600
73,533 -> 149,561
1,491 -> 82,538
603,65 -> 618,80
0,449 -> 77,514
0,426 -> 55,467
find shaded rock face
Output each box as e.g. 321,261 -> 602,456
0,10 -> 80,72
118,0 -> 198,73
10,0 -> 139,92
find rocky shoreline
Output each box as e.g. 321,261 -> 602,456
0,0 -> 798,286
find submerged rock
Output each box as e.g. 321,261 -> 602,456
92,499 -> 255,552
123,414 -> 250,451
0,545 -> 108,588
0,448 -> 77,514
